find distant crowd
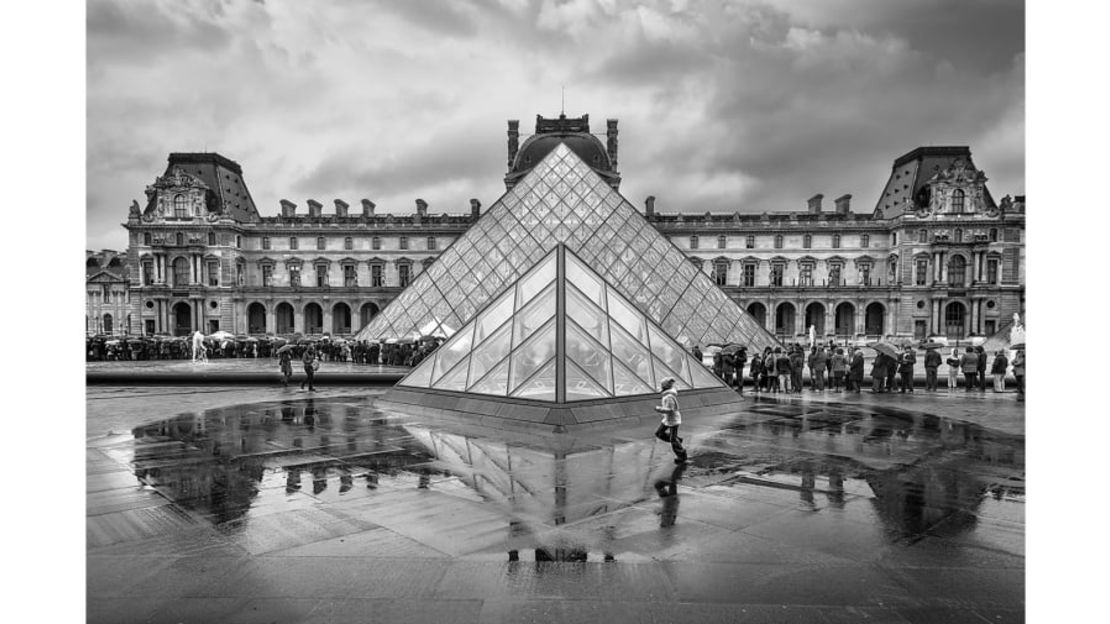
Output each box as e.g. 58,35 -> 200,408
692,342 -> 1024,400
85,334 -> 444,367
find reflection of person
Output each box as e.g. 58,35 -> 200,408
653,378 -> 687,463
653,463 -> 686,528
279,349 -> 293,386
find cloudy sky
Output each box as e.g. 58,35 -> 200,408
86,0 -> 1024,251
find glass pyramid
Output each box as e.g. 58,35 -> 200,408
355,142 -> 777,351
397,246 -> 728,402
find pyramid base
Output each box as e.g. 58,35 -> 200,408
377,385 -> 745,430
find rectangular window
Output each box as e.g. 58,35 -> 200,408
427,236 -> 437,250
102,285 -> 111,303
207,261 -> 219,286
832,234 -> 840,249
262,237 -> 271,250
987,259 -> 999,285
1003,228 -> 1020,243
289,267 -> 300,287
803,235 -> 811,249
745,235 -> 755,249
372,237 -> 381,250
371,264 -> 384,287
774,235 -> 783,249
317,237 -> 326,250
345,237 -> 353,250
236,263 -> 244,286
399,264 -> 411,287
861,234 -> 870,248
860,266 -> 871,286
208,232 -> 216,246
262,265 -> 273,287
918,229 -> 927,243
344,265 -> 357,287
290,237 -> 298,250
717,236 -> 726,250
316,266 -> 327,287
142,262 -> 154,286
399,236 -> 409,250
742,264 -> 755,287
713,262 -> 728,286
915,259 -> 928,286
799,265 -> 813,287
828,265 -> 841,286
770,265 -> 784,287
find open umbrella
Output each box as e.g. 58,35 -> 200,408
208,330 -> 235,341
276,344 -> 296,355
722,344 -> 747,355
868,342 -> 899,359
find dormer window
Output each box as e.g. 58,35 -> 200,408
173,194 -> 188,218
951,189 -> 966,213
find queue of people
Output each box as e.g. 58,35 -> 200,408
696,341 -> 1025,399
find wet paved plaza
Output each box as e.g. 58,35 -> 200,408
87,385 -> 1025,623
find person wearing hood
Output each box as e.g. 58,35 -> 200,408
653,377 -> 687,464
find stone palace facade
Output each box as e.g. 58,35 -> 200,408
99,114 -> 1023,343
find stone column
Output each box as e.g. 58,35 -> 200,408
969,299 -> 978,336
323,307 -> 334,336
267,307 -> 277,336
939,252 -> 948,285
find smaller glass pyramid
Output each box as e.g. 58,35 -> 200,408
398,245 -> 726,402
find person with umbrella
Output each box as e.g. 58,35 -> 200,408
276,344 -> 295,386
898,344 -> 916,393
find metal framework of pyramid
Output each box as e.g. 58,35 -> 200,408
397,245 -> 727,403
355,142 -> 777,351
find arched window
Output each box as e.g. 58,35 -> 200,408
951,189 -> 965,213
717,235 -> 726,249
948,255 -> 967,287
173,194 -> 188,218
172,257 -> 190,286
690,236 -> 699,250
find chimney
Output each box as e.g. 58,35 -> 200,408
415,199 -> 428,217
334,199 -> 349,217
507,120 -> 520,170
645,195 -> 655,217
834,194 -> 852,214
307,199 -> 322,218
280,199 -> 297,217
807,194 -> 823,213
606,119 -> 619,170
470,198 -> 481,219
361,199 -> 375,216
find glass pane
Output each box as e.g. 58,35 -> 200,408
510,357 -> 556,401
467,355 -> 511,396
517,251 -> 557,307
565,360 -> 610,401
607,288 -> 647,342
566,284 -> 609,348
435,356 -> 471,392
513,282 -> 556,347
611,357 -> 656,396
566,320 -> 613,392
689,357 -> 725,389
509,320 -> 557,393
565,252 -> 605,308
648,323 -> 687,380
432,324 -> 473,383
609,322 -> 654,387
399,355 -> 434,388
468,321 -> 513,387
652,357 -> 691,390
475,289 -> 514,344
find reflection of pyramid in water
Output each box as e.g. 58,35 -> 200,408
399,246 -> 725,402
355,143 -> 777,350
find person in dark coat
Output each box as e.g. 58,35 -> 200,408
885,352 -> 899,391
924,346 -> 942,391
898,346 -> 916,393
960,347 -> 979,392
712,351 -> 725,382
300,345 -> 318,392
789,346 -> 805,393
732,349 -> 748,394
976,346 -> 988,392
809,347 -> 827,391
1011,348 -> 1025,401
871,353 -> 889,393
774,348 -> 791,393
848,347 -> 864,393
692,345 -> 703,366
750,351 -> 764,393
991,350 -> 1009,392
